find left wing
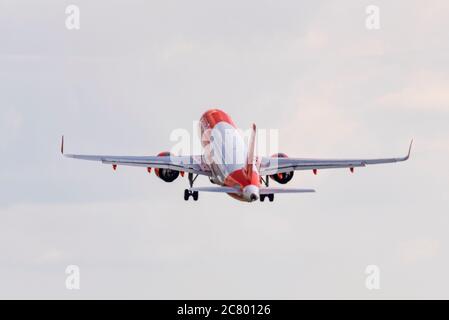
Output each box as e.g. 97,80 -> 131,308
61,136 -> 211,176
259,140 -> 413,176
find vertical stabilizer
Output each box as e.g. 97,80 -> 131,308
246,123 -> 257,177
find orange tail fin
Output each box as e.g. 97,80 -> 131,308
246,123 -> 257,177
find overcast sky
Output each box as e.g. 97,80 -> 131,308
1,0 -> 448,299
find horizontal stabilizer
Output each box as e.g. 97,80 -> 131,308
259,188 -> 315,194
189,186 -> 241,194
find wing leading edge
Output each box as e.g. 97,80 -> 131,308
61,136 -> 211,176
260,140 -> 413,176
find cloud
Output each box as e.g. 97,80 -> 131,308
398,238 -> 441,265
280,75 -> 363,156
0,107 -> 23,149
378,71 -> 449,111
303,30 -> 329,50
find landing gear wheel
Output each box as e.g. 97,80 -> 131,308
260,194 -> 266,202
184,189 -> 190,201
184,189 -> 199,201
185,173 -> 200,201
268,194 -> 274,202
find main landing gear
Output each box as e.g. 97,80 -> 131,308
184,173 -> 199,201
260,176 -> 274,202
184,189 -> 199,201
260,194 -> 274,202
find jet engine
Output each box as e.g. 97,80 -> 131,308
154,151 -> 180,183
270,153 -> 294,184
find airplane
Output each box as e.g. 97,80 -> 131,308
61,109 -> 412,202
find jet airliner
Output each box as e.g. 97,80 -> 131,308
62,109 -> 412,202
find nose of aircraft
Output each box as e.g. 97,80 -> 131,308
243,185 -> 260,202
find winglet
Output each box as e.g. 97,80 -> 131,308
400,139 -> 413,161
61,135 -> 64,155
404,139 -> 413,161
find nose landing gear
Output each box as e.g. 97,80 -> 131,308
260,194 -> 274,202
184,172 -> 199,201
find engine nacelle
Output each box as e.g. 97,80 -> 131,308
270,153 -> 294,184
209,177 -> 217,185
155,152 -> 180,183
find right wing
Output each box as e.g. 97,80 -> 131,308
61,136 -> 211,176
260,140 -> 413,176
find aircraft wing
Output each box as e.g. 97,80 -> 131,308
259,140 -> 413,176
61,137 -> 212,176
